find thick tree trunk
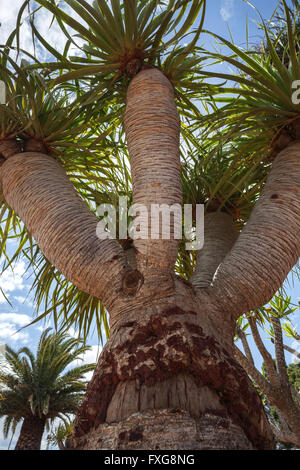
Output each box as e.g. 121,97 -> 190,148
15,414 -> 46,450
69,279 -> 274,450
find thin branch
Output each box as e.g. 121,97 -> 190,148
249,318 -> 280,387
274,341 -> 300,360
237,327 -> 255,366
234,345 -> 275,399
270,423 -> 298,447
271,316 -> 290,388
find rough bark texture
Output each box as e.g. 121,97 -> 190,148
190,212 -> 239,288
68,279 -> 274,450
209,140 -> 300,319
70,410 -> 255,450
124,68 -> 182,275
0,152 -> 130,309
15,414 -> 46,450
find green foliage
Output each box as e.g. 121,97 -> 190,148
197,1 -> 300,162
0,328 -> 96,443
287,362 -> 300,391
46,421 -> 73,449
32,0 -> 207,102
261,0 -> 300,65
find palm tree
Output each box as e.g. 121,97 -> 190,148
0,329 -> 95,450
1,0 -> 300,449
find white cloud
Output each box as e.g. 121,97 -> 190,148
14,295 -> 34,308
0,313 -> 31,326
0,312 -> 31,343
78,344 -> 102,365
0,0 -> 85,62
0,291 -> 7,304
0,261 -> 26,294
35,321 -> 52,333
0,260 -> 27,306
220,0 -> 235,21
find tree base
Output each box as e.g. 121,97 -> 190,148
69,408 -> 254,450
68,301 -> 274,450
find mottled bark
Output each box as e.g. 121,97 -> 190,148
15,414 -> 46,450
69,279 -> 274,450
190,212 -> 238,288
209,141 -> 300,319
124,68 -> 182,275
0,152 -> 130,309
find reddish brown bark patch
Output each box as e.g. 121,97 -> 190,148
72,309 -> 273,450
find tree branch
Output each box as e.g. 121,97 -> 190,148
270,423 -> 296,447
0,152 -> 130,310
190,212 -> 238,288
234,345 -> 275,399
209,141 -> 300,319
235,342 -> 300,447
273,341 -> 300,360
124,68 -> 182,274
236,327 -> 255,366
271,316 -> 290,389
249,318 -> 280,387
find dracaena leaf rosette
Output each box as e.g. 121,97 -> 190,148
0,53 -> 97,160
197,1 -> 300,161
0,47 -> 107,254
32,0 -> 208,117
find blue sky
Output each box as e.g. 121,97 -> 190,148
0,0 -> 299,450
